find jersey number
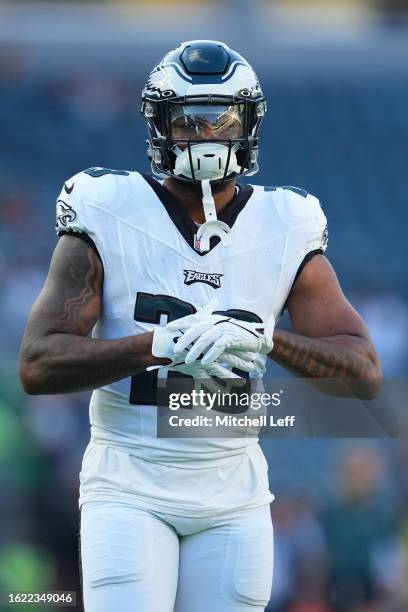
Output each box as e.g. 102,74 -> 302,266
264,185 -> 308,198
129,292 -> 262,406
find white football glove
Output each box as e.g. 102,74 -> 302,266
149,345 -> 247,393
149,300 -> 258,372
149,300 -> 248,383
170,314 -> 275,366
149,300 -> 218,365
166,359 -> 247,394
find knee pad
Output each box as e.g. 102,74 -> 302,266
81,510 -> 153,589
221,527 -> 274,608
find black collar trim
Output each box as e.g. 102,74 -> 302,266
142,174 -> 253,256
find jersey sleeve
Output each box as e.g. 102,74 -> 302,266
290,191 -> 328,254
55,171 -> 94,238
280,190 -> 328,312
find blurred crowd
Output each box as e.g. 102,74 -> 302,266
266,442 -> 408,611
1,13 -> 408,611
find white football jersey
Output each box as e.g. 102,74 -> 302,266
55,168 -> 327,468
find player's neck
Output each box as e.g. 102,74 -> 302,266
163,177 -> 237,225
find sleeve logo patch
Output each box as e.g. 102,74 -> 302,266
322,225 -> 329,249
183,270 -> 223,289
56,199 -> 77,229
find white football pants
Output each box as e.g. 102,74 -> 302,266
80,501 -> 273,612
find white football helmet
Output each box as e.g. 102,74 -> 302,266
141,39 -> 267,184
141,40 -> 267,251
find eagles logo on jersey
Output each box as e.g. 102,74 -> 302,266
183,270 -> 223,289
56,199 -> 77,231
322,225 -> 329,250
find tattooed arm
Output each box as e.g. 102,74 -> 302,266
270,255 -> 382,398
19,235 -> 167,394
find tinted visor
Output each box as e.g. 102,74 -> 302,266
170,104 -> 244,140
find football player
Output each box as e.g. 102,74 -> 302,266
19,40 -> 382,612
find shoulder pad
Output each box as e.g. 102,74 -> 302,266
63,167 -> 132,204
56,167 -> 135,236
262,184 -> 328,251
276,186 -> 324,223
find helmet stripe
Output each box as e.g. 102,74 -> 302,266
221,61 -> 247,81
163,61 -> 193,83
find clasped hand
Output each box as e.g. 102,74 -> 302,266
149,301 -> 275,384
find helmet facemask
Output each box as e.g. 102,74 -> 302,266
142,95 -> 266,184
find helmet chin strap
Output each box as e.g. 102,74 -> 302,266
194,179 -> 231,253
173,143 -> 239,252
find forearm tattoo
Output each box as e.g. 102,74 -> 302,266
272,329 -> 373,379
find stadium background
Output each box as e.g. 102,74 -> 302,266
1,0 -> 408,610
